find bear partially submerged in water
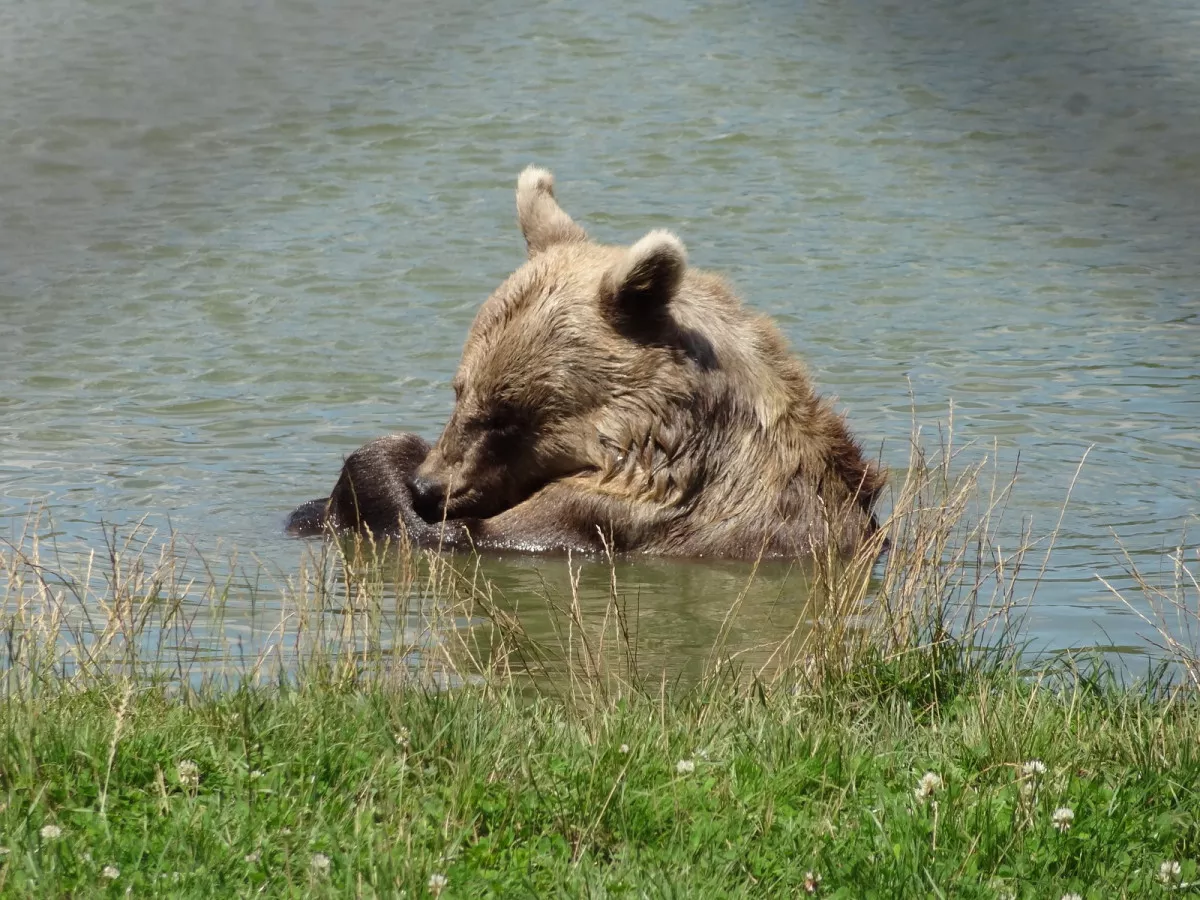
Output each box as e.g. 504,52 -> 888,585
287,167 -> 885,559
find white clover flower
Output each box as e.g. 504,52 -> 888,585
804,870 -> 822,894
244,851 -> 261,864
1051,806 -> 1074,833
619,744 -> 630,755
428,872 -> 449,896
39,825 -> 62,841
1021,759 -> 1047,778
1060,893 -> 1082,900
914,772 -> 943,801
395,727 -> 411,749
249,769 -> 263,780
676,759 -> 696,775
1159,860 -> 1182,885
101,865 -> 120,880
310,852 -> 331,874
177,759 -> 200,788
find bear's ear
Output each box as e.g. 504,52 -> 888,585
600,230 -> 687,338
516,166 -> 588,257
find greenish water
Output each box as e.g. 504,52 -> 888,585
1,0 -> 1198,672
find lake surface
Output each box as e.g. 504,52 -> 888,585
2,0 -> 1198,675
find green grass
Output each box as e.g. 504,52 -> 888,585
1,657 -> 1198,897
2,428 -> 1198,897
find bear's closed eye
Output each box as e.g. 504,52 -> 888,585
478,402 -> 528,433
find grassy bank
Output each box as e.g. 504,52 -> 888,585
2,432 -> 1198,897
1,661 -> 1198,897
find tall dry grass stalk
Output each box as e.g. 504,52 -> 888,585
1100,538 -> 1200,690
1,421 -> 1191,705
1,512 -> 246,693
780,415 -> 1089,689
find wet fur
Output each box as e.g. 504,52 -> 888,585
288,168 -> 885,559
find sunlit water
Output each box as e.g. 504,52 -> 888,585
2,0 -> 1198,676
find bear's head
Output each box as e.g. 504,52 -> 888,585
408,166 -> 692,523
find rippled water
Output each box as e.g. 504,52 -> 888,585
2,0 -> 1198,671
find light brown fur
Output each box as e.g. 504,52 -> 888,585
289,167 -> 885,559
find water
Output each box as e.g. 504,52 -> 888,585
2,0 -> 1198,674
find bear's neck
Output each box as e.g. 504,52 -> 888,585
589,379 -> 817,505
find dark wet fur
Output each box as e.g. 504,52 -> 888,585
286,434 -> 433,539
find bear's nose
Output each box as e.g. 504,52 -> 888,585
408,474 -> 445,523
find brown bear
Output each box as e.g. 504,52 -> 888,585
287,166 -> 885,559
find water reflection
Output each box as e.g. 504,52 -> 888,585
438,552 -> 826,685
182,544 -> 829,687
